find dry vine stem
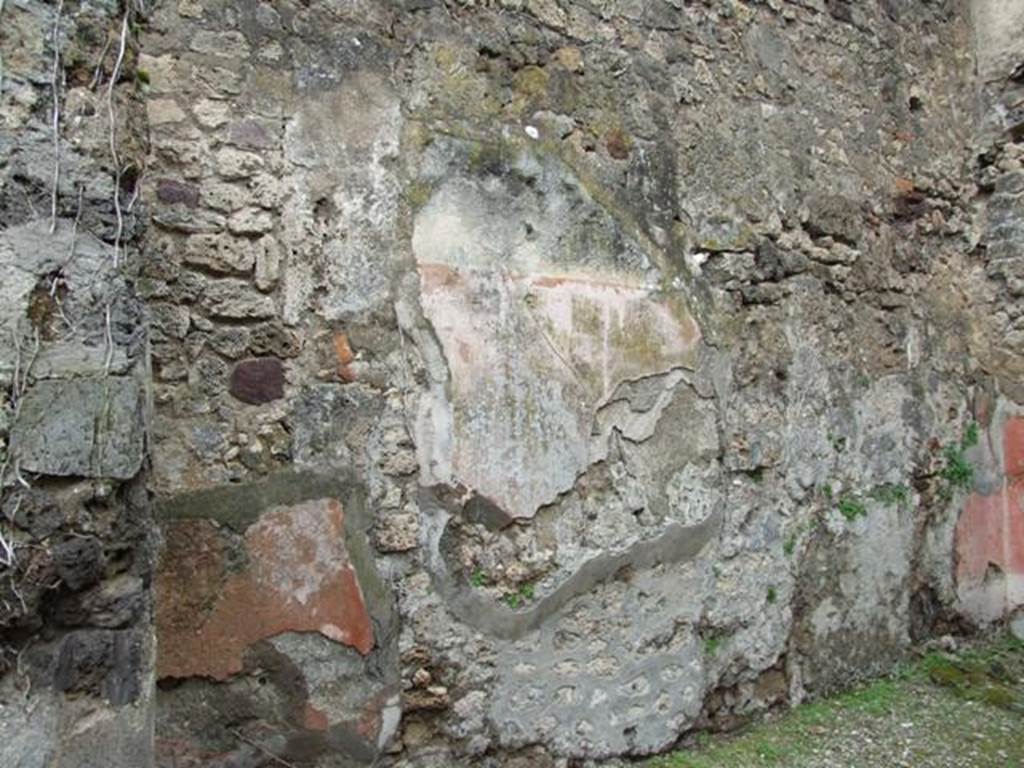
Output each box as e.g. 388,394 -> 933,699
49,0 -> 65,234
0,527 -> 14,569
0,328 -> 40,571
103,303 -> 114,374
89,32 -> 112,91
49,186 -> 85,334
107,8 -> 130,267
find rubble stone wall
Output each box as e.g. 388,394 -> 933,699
1,0 -> 1023,766
1,1 -> 153,766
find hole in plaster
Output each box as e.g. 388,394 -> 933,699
313,196 -> 336,223
119,164 -> 140,196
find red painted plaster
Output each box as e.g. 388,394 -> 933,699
156,498 -> 373,680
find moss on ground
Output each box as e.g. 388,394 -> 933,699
647,634 -> 1024,768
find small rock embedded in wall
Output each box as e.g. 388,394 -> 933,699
333,332 -> 356,382
229,357 -> 285,404
155,178 -> 199,208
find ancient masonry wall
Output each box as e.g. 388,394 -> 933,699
0,0 -> 154,765
1,0 -> 1023,766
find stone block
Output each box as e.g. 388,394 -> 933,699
201,278 -> 276,319
11,378 -> 144,479
53,629 -> 144,705
184,233 -> 255,273
229,357 -> 285,404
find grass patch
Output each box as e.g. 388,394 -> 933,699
938,422 -> 979,499
868,483 -> 910,508
939,443 -> 973,495
837,496 -> 867,521
918,636 -> 1024,712
831,677 -> 902,716
782,535 -> 796,557
646,633 -> 1024,768
502,581 -> 537,609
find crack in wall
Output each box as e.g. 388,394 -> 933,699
420,482 -> 722,642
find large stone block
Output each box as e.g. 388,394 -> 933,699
11,377 -> 145,479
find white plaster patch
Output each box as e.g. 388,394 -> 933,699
412,170 -> 701,519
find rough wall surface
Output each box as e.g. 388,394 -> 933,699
1,0 -> 1023,766
0,1 -> 153,766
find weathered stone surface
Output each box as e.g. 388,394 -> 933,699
30,342 -> 131,379
227,207 -> 274,235
0,686 -> 59,768
189,30 -> 250,59
54,629 -> 143,705
201,279 -> 276,319
20,0 -> 1015,763
0,647 -> 154,768
0,220 -> 122,371
183,233 -> 255,273
228,357 -> 285,404
973,0 -> 1024,78
155,179 -> 199,208
146,98 -> 187,126
151,200 -> 227,232
57,574 -> 145,630
254,235 -> 281,291
192,98 -> 231,129
52,538 -> 104,591
373,511 -> 419,553
155,499 -> 374,680
215,147 -> 264,179
280,71 -> 402,322
1012,613 -> 1024,642
229,118 -> 276,150
412,149 -> 700,519
270,631 -> 401,751
0,3 -> 153,766
11,378 -> 145,479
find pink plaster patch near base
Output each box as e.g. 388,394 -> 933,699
956,417 -> 1024,622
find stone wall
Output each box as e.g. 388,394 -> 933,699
1,0 -> 1023,766
0,1 -> 153,765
